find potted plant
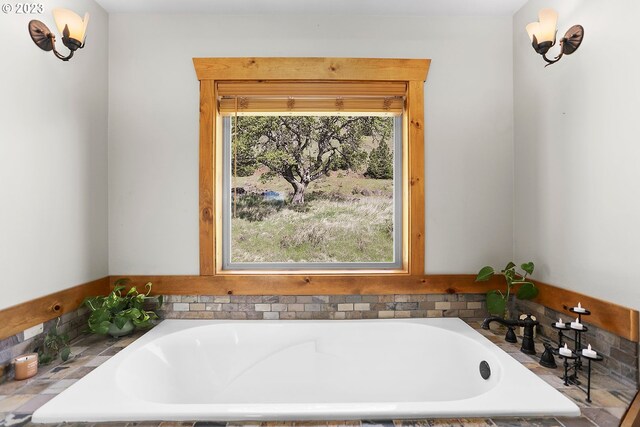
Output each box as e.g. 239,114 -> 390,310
37,318 -> 71,365
83,279 -> 163,338
475,262 -> 539,319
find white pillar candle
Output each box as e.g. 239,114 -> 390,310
573,302 -> 586,313
582,344 -> 597,358
555,318 -> 565,328
559,343 -> 572,357
570,317 -> 583,329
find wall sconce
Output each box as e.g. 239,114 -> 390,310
526,8 -> 584,67
28,8 -> 89,62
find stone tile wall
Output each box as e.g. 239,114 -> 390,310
0,307 -> 89,384
158,294 -> 490,321
516,299 -> 639,387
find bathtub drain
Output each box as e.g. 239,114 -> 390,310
479,361 -> 491,380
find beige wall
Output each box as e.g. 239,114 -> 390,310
513,0 -> 640,311
107,14 -> 515,275
0,0 -> 109,310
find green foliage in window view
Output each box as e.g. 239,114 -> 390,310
231,132 -> 259,177
233,116 -> 392,204
229,115 -> 396,264
366,140 -> 394,179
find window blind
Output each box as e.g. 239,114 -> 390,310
217,81 -> 406,116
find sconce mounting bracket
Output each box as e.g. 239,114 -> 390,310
28,20 -> 54,51
561,25 -> 584,55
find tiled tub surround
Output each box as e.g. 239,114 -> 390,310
516,299 -> 639,387
0,320 -> 636,427
0,307 -> 89,384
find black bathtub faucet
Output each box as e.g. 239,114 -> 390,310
482,314 -> 539,355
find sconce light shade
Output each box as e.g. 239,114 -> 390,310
28,8 -> 89,61
536,8 -> 558,44
53,8 -> 90,44
526,8 -> 583,66
525,22 -> 541,42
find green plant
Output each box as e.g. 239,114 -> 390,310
84,279 -> 163,336
38,318 -> 70,365
365,140 -> 394,179
475,261 -> 539,318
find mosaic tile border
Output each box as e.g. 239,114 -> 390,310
158,294 -> 489,321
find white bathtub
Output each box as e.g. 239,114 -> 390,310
33,318 -> 579,423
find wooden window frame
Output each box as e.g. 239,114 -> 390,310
194,57 -> 431,292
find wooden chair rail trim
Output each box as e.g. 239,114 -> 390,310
109,274 -> 638,342
0,277 -> 110,341
621,390 -> 640,427
110,274 -> 497,295
193,57 -> 431,82
532,280 -> 639,342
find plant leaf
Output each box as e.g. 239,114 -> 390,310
516,282 -> 539,300
486,290 -> 507,316
475,266 -> 495,282
126,308 -> 142,319
502,262 -> 516,272
114,278 -> 131,287
505,268 -> 517,282
39,353 -> 53,365
96,321 -> 111,335
521,262 -> 535,275
114,315 -> 128,329
60,346 -> 71,362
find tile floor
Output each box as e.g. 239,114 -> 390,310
0,321 -> 636,427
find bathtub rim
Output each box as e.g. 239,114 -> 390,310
32,318 -> 581,423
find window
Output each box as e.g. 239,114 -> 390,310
221,114 -> 403,271
194,57 -> 430,289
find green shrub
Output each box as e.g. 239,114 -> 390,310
366,141 -> 393,179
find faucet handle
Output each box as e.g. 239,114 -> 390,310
522,313 -> 539,325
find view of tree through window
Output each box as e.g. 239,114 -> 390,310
225,115 -> 399,266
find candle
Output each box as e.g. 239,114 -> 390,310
570,317 -> 583,330
559,343 -> 572,357
582,344 -> 597,358
13,353 -> 38,380
555,318 -> 565,328
573,302 -> 586,313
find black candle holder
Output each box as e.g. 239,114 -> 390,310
545,305 -> 604,404
581,352 -> 604,403
558,351 -> 578,386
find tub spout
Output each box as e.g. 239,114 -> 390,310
482,314 -> 539,355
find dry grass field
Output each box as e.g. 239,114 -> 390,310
230,170 -> 395,263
